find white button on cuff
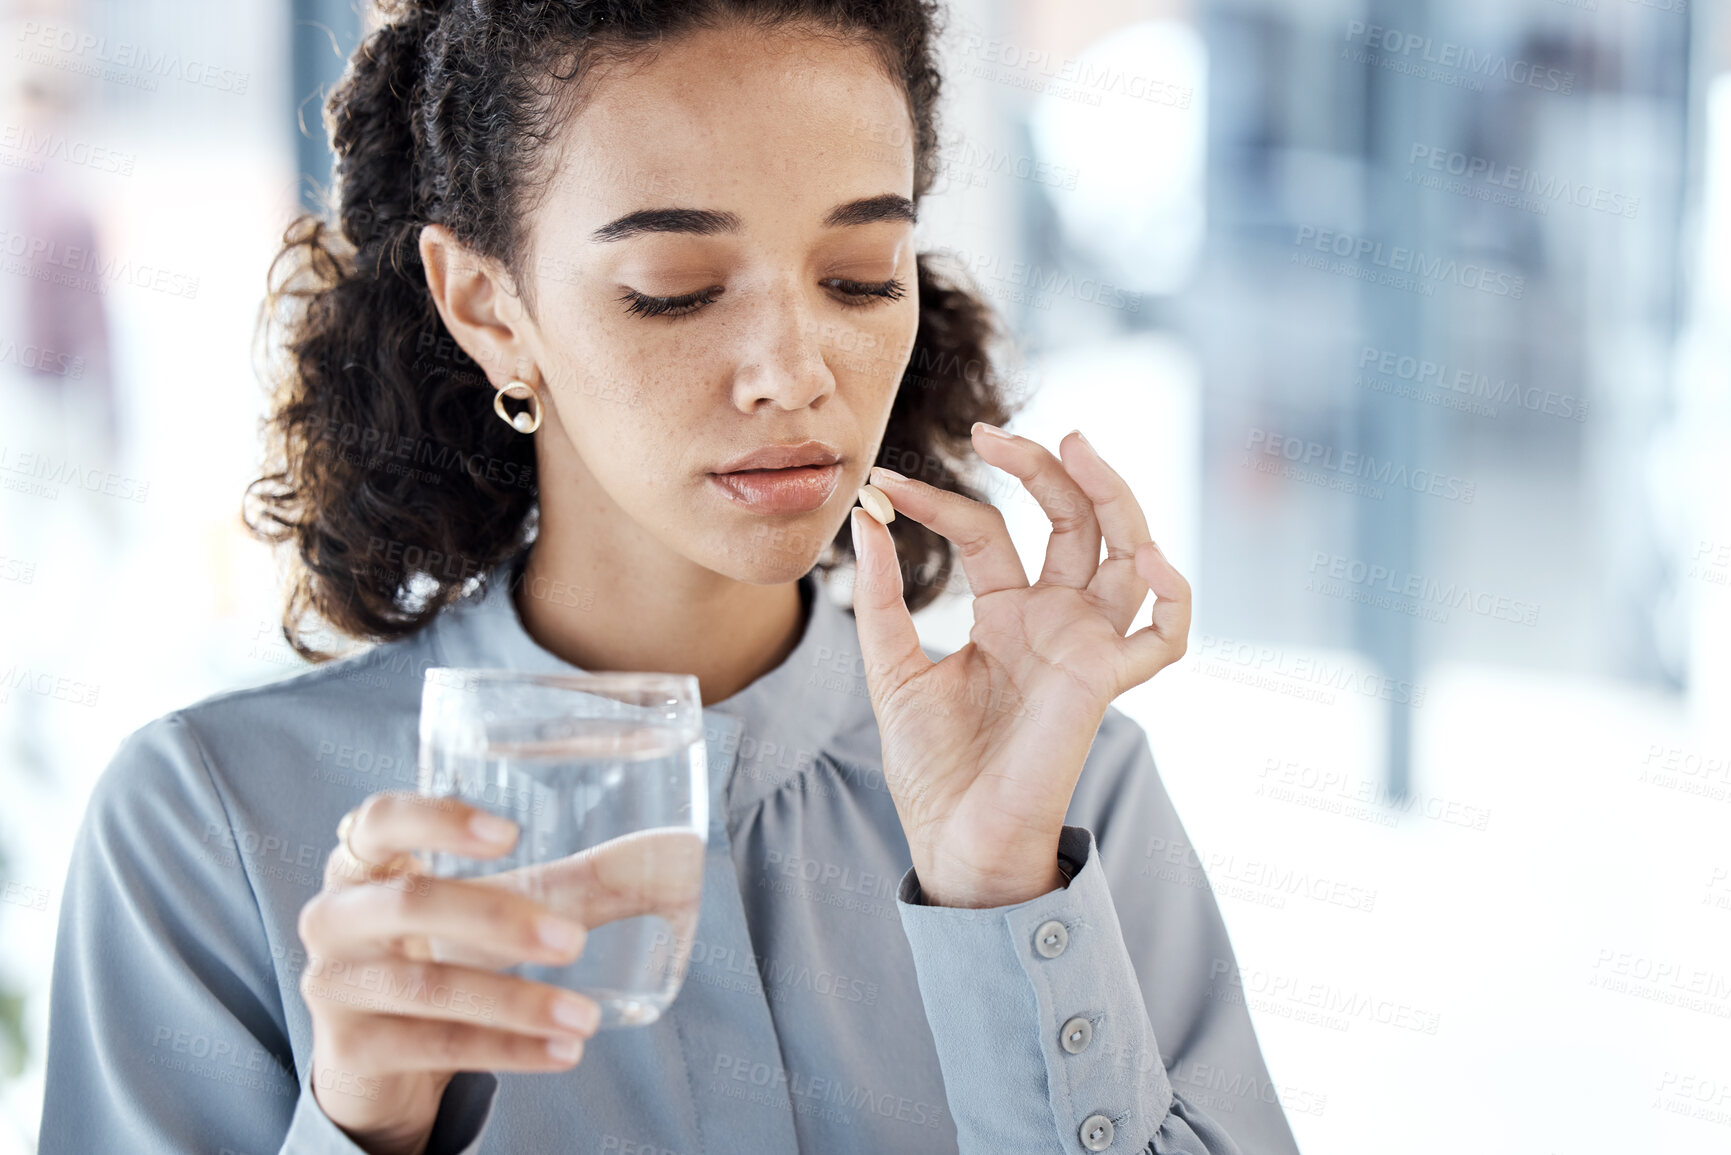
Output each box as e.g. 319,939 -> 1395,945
1060,1015 -> 1093,1054
1079,1112 -> 1115,1150
1034,919 -> 1069,958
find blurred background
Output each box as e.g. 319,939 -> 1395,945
2,0 -> 1727,1151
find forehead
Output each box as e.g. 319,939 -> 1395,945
542,22 -> 916,224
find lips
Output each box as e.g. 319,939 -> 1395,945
707,440 -> 844,515
711,441 -> 842,473
708,463 -> 841,515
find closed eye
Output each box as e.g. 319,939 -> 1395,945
822,277 -> 907,306
618,285 -> 723,318
617,276 -> 907,320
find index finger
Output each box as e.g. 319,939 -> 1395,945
471,827 -> 707,926
324,791 -> 519,890
1056,430 -> 1157,634
968,422 -> 1102,591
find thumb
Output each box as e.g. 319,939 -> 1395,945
849,507 -> 932,710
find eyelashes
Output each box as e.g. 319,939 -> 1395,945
830,276 -> 907,305
617,277 -> 906,319
618,285 -> 724,319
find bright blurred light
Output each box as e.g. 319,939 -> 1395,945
1667,71 -> 1731,740
1027,19 -> 1208,296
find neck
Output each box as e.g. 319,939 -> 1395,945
510,531 -> 810,708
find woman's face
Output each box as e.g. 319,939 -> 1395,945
514,22 -> 921,585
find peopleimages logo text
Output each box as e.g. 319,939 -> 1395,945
1294,227 -> 1524,299
1358,346 -> 1587,421
16,22 -> 250,94
0,227 -> 199,299
1244,429 -> 1476,503
1344,21 -> 1574,94
1408,145 -> 1638,219
1307,552 -> 1541,627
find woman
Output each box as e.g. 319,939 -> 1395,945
39,1 -> 1300,1153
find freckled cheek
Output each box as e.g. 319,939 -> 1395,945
581,356 -> 713,485
831,308 -> 916,394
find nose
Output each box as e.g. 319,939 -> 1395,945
728,275 -> 836,413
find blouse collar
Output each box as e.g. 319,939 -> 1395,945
425,551 -> 879,811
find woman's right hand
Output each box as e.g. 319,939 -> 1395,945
297,790 -> 601,1155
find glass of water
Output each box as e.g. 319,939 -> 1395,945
416,668 -> 708,1028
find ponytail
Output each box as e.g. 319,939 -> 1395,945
246,2 -> 535,659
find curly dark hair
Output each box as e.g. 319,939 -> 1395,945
244,0 -> 1023,661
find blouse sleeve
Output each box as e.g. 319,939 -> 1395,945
893,716 -> 1302,1155
38,712 -> 499,1155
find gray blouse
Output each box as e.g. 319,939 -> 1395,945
40,556 -> 1301,1155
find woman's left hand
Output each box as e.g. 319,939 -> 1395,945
850,423 -> 1191,909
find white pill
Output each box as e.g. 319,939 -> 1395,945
857,484 -> 895,525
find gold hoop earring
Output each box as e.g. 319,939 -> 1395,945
493,379 -> 543,434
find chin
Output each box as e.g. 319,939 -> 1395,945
709,518 -> 839,585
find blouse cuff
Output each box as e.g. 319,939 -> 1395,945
895,825 -> 1174,1153
280,1062 -> 499,1154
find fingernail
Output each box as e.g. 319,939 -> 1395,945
850,508 -> 864,557
551,994 -> 600,1034
546,1036 -> 582,1062
470,813 -> 517,844
537,915 -> 584,954
972,421 -> 1012,440
869,465 -> 906,485
1068,429 -> 1093,452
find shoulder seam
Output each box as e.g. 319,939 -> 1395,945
165,711 -> 291,1021
178,628 -> 439,718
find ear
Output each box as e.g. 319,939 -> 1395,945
418,223 -> 537,387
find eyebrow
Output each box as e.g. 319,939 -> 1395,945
589,193 -> 916,243
824,193 -> 918,229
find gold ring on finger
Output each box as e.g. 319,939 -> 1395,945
335,807 -> 382,870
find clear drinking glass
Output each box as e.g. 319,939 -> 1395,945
416,668 -> 708,1028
